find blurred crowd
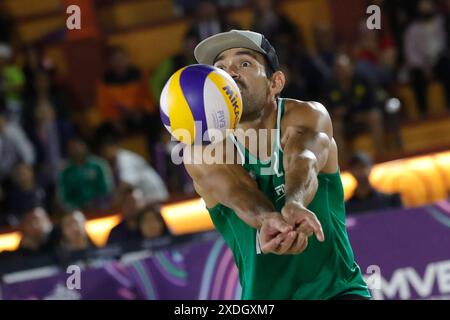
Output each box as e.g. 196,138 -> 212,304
0,0 -> 449,268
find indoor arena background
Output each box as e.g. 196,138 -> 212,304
0,0 -> 449,300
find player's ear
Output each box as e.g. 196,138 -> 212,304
270,71 -> 286,96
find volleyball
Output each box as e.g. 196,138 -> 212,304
159,64 -> 242,145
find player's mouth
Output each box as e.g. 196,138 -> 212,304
236,81 -> 246,91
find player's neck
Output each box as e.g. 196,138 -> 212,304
234,100 -> 277,161
236,100 -> 277,132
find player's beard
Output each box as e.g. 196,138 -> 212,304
239,82 -> 270,122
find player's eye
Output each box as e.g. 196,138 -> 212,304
215,64 -> 225,70
241,61 -> 251,68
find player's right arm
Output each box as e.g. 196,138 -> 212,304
183,145 -> 295,253
185,158 -> 277,230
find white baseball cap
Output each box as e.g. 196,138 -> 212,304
194,29 -> 280,72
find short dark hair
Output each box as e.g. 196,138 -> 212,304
137,204 -> 171,235
184,30 -> 200,44
98,133 -> 120,149
0,95 -> 7,116
349,152 -> 373,168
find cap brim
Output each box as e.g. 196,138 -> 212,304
194,31 -> 265,66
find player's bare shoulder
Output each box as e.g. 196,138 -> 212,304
282,98 -> 338,173
282,98 -> 332,137
283,98 -> 330,121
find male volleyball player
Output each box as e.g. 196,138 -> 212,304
183,30 -> 370,300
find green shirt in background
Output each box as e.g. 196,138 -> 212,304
2,65 -> 25,102
58,156 -> 114,210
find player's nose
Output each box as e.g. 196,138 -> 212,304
220,63 -> 239,80
227,66 -> 240,81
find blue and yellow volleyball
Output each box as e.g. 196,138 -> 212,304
160,64 -> 242,145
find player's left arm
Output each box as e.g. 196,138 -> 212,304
280,100 -> 338,246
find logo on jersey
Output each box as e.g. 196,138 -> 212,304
275,184 -> 285,196
274,184 -> 286,203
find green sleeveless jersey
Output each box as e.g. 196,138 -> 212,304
207,98 -> 370,300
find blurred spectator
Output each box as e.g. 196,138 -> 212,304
59,210 -> 95,253
250,0 -> 296,42
445,0 -> 450,48
281,24 -> 336,102
150,32 -> 198,102
250,0 -> 299,66
383,0 -> 418,66
352,24 -> 403,153
25,72 -> 73,193
96,45 -> 154,129
346,152 -> 403,214
99,135 -> 169,204
312,24 -> 337,83
0,98 -> 35,182
153,129 -> 194,194
0,43 -> 25,123
216,0 -> 246,8
354,24 -> 398,90
250,0 -> 325,100
138,204 -> 171,240
23,57 -> 68,124
325,53 -> 385,165
0,3 -> 14,43
186,0 -> 236,41
175,0 -> 245,15
96,45 -> 160,163
22,46 -> 59,106
404,0 -> 450,115
1,163 -> 46,226
280,64 -> 307,100
107,187 -> 146,245
16,207 -> 60,255
173,0 -> 195,15
58,136 -> 113,212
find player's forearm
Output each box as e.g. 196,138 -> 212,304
185,160 -> 276,230
284,151 -> 319,208
219,187 -> 275,229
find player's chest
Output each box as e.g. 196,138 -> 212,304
246,162 -> 286,210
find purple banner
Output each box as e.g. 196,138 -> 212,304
0,234 -> 241,300
347,200 -> 450,300
1,201 -> 449,300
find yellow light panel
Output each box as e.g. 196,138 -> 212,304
341,172 -> 357,201
0,232 -> 21,252
85,215 -> 121,247
161,198 -> 214,235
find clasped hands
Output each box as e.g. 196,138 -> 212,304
258,202 -> 325,255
